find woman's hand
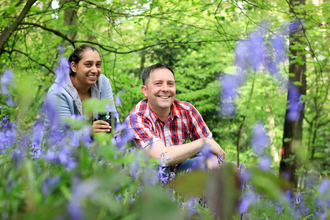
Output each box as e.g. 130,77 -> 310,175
91,120 -> 111,135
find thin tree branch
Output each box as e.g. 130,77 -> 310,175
0,0 -> 37,54
4,49 -> 55,75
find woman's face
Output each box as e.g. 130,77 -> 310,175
71,49 -> 101,87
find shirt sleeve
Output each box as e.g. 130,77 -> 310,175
126,113 -> 162,149
188,105 -> 212,141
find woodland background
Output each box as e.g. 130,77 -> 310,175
1,0 -> 330,192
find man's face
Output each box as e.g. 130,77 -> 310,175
142,68 -> 176,114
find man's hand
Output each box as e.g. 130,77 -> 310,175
204,138 -> 226,160
91,120 -> 111,134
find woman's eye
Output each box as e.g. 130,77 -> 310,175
85,63 -> 91,67
96,64 -> 101,67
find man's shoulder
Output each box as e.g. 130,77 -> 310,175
128,99 -> 148,116
173,100 -> 196,111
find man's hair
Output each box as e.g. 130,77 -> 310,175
141,63 -> 175,85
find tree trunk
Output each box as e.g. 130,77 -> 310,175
60,0 -> 78,43
279,0 -> 306,189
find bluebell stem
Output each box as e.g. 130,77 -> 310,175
251,122 -> 270,156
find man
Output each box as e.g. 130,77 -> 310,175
126,63 -> 225,172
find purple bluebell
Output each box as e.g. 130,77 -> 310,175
129,159 -> 141,179
288,22 -> 300,32
249,30 -> 266,71
67,202 -> 83,220
235,40 -> 250,71
251,122 -> 270,155
45,96 -> 59,130
54,56 -> 70,91
1,69 -> 15,95
271,36 -> 286,62
220,74 -> 238,116
238,191 -> 256,215
185,197 -> 198,213
319,179 -> 330,194
258,155 -> 272,171
115,95 -> 122,106
42,177 -> 61,196
287,83 -> 303,121
6,96 -> 14,106
58,44 -> 64,55
43,150 -> 56,161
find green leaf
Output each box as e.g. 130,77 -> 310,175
134,186 -> 180,220
169,170 -> 210,196
83,98 -> 112,116
250,167 -> 289,199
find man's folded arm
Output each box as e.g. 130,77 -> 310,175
144,138 -> 225,167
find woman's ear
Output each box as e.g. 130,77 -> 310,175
71,61 -> 77,73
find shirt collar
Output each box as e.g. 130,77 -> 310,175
146,101 -> 180,123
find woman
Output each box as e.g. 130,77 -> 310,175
43,44 -> 116,138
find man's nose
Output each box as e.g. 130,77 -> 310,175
161,84 -> 169,91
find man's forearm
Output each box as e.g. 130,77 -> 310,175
145,138 -> 212,166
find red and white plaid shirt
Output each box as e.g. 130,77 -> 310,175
126,99 -> 212,149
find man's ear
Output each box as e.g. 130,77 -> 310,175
141,85 -> 148,98
71,62 -> 77,73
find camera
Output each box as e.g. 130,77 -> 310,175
94,112 -> 116,133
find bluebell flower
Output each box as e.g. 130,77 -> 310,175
54,56 -> 70,92
238,191 -> 256,215
6,96 -> 14,106
287,83 -> 303,121
288,22 -> 300,32
271,36 -> 286,62
185,197 -> 198,213
235,40 -> 251,72
1,69 -> 15,95
220,74 -> 238,116
251,122 -> 270,155
115,94 -> 122,106
319,179 -> 330,194
258,155 -> 272,171
67,202 -> 83,220
45,96 -> 59,131
42,176 -> 61,196
58,44 -> 64,55
249,30 -> 266,71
